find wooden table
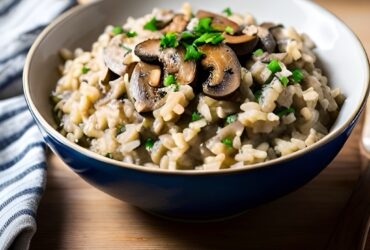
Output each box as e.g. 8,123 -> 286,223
30,1 -> 370,249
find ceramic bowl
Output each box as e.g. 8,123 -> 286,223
23,0 -> 369,220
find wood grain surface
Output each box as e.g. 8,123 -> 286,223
30,0 -> 370,249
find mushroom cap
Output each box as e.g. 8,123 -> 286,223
135,39 -> 197,85
134,39 -> 161,63
223,33 -> 259,56
198,44 -> 241,98
127,62 -> 167,112
161,14 -> 189,33
103,34 -> 134,75
196,10 -> 240,33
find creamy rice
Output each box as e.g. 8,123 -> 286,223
51,4 -> 344,170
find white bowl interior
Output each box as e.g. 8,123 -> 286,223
25,0 -> 369,170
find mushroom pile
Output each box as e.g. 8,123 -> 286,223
103,9 -> 280,113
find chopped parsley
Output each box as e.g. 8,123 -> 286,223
120,44 -> 132,52
144,17 -> 158,31
194,32 -> 224,45
225,26 -> 234,35
181,31 -> 196,40
267,59 -> 282,74
274,107 -> 295,117
279,76 -> 289,87
144,138 -> 155,151
221,137 -> 233,147
222,7 -> 233,16
112,26 -> 124,35
194,17 -> 214,34
254,90 -> 262,102
291,68 -> 304,83
179,17 -> 225,61
160,32 -> 179,48
116,124 -> 126,134
163,74 -> 176,86
253,48 -> 264,56
184,43 -> 203,61
191,111 -> 202,121
81,65 -> 90,74
226,114 -> 237,124
126,30 -> 137,38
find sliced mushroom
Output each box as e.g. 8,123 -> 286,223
196,10 -> 240,33
135,39 -> 196,85
257,26 -> 276,53
134,39 -> 161,63
198,44 -> 241,98
126,62 -> 167,112
161,14 -> 188,33
103,35 -> 134,75
223,33 -> 259,56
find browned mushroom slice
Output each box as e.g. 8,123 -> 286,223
196,10 -> 240,33
103,35 -> 133,75
161,14 -> 188,33
134,39 -> 161,63
257,26 -> 276,53
198,44 -> 241,98
135,39 -> 196,85
223,33 -> 259,56
127,62 -> 167,112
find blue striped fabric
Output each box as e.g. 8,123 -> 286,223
0,0 -> 76,249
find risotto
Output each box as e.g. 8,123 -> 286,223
51,4 -> 344,170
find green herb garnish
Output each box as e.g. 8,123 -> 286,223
191,111 -> 202,121
221,137 -> 233,147
194,17 -> 214,34
120,44 -> 132,52
81,66 -> 90,74
126,30 -> 137,38
254,90 -> 262,102
181,31 -> 196,40
184,43 -> 203,61
267,59 -> 282,74
274,107 -> 295,117
253,48 -> 264,56
226,114 -> 237,124
144,17 -> 158,31
105,153 -> 113,159
144,138 -> 155,151
225,26 -> 234,35
222,7 -> 233,16
160,32 -> 179,48
163,74 -> 176,86
194,32 -> 224,45
292,68 -> 304,83
279,76 -> 289,87
117,124 -> 126,134
112,26 -> 124,35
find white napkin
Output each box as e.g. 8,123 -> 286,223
0,0 -> 75,249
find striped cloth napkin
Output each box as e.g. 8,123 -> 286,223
0,0 -> 76,249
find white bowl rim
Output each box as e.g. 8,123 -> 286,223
23,0 -> 370,176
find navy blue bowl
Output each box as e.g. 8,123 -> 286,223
23,0 -> 369,220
